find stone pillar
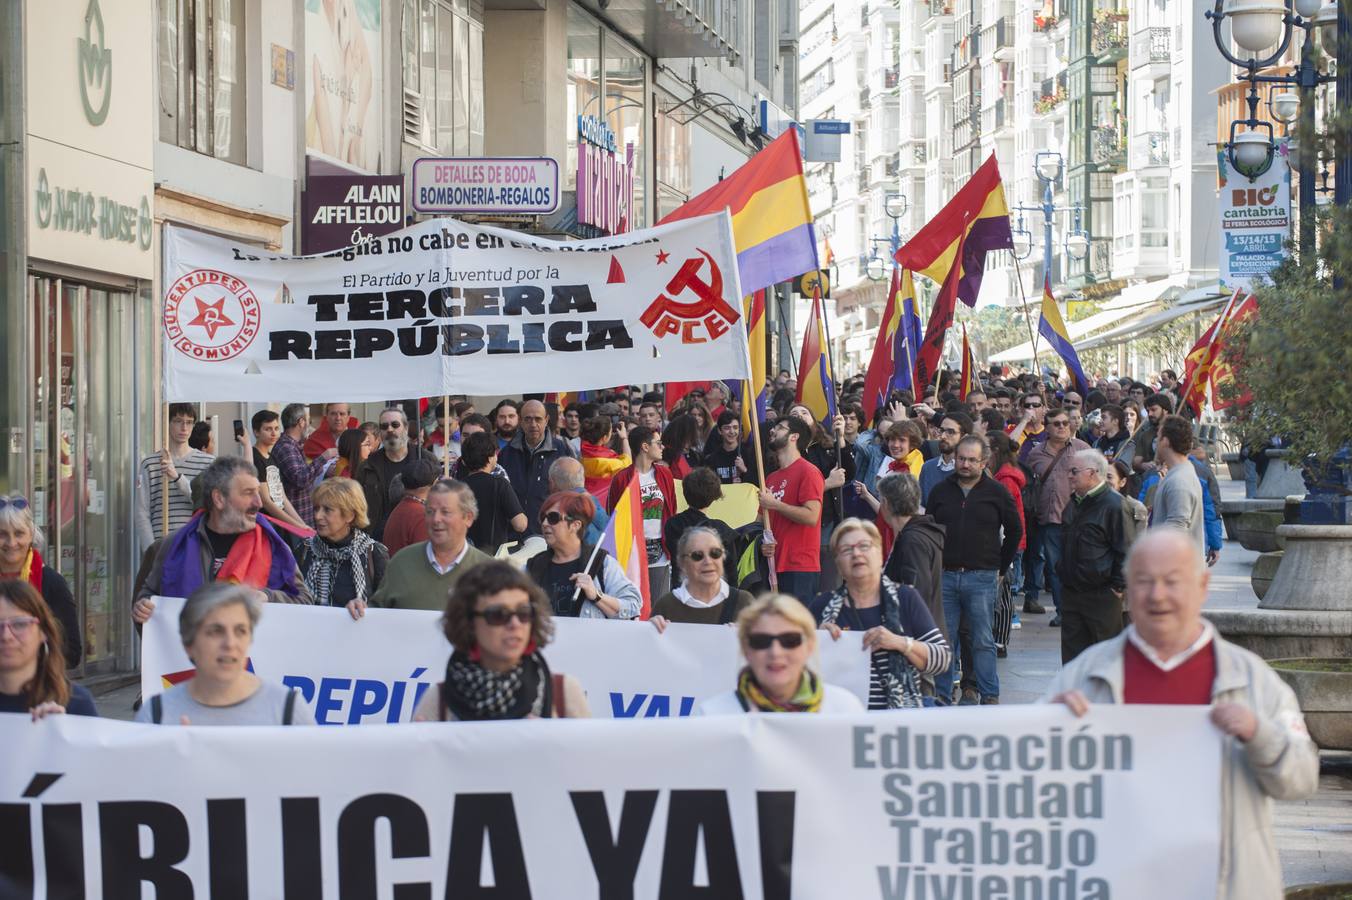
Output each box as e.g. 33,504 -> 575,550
1259,525 -> 1352,612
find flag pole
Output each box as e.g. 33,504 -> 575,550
1010,255 -> 1044,379
813,282 -> 845,522
1177,288 -> 1243,416
899,270 -> 919,400
740,302 -> 778,594
441,395 -> 452,477
161,404 -> 171,536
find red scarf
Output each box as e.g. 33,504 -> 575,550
9,547 -> 45,593
888,458 -> 908,473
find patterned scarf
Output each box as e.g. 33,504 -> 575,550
818,576 -> 922,709
304,530 -> 376,605
159,512 -> 303,599
736,667 -> 824,713
441,651 -> 547,721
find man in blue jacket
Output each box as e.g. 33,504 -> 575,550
499,399 -> 576,533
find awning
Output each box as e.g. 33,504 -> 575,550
1074,294 -> 1229,351
988,300 -> 1162,364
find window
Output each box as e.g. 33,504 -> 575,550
158,0 -> 247,164
404,0 -> 484,155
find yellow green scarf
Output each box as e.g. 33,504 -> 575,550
736,667 -> 824,713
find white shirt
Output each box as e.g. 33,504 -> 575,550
1125,621 -> 1216,672
637,468 -> 669,567
426,541 -> 470,576
673,580 -> 730,609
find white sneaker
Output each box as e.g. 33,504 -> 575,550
1011,614 -> 1022,630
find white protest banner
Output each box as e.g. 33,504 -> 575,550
1,706 -> 1222,897
161,213 -> 750,401
140,598 -> 871,722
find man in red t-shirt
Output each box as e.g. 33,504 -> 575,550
1042,529 -> 1317,900
759,416 -> 825,605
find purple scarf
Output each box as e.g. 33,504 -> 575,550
159,512 -> 301,599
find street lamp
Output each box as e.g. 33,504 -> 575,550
1206,0 -> 1347,255
865,192 -> 909,282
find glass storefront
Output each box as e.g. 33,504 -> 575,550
564,4 -> 651,230
29,275 -> 150,676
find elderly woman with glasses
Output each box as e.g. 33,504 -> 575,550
808,519 -> 950,710
0,580 -> 97,719
525,491 -> 641,619
699,594 -> 864,715
135,583 -> 314,726
415,561 -> 589,720
0,495 -> 80,666
649,527 -> 753,629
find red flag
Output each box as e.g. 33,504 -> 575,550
959,323 -> 973,400
665,381 -> 711,413
914,228 -> 967,392
1183,292 -> 1258,415
861,267 -> 902,421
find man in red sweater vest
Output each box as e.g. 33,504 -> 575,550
1043,530 -> 1318,899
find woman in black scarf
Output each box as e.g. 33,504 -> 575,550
414,561 -> 590,721
298,477 -> 388,614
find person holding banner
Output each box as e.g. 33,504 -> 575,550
699,594 -> 863,715
1046,529 -> 1318,900
526,492 -> 641,620
135,583 -> 314,726
133,457 -> 314,625
649,527 -> 752,629
297,478 -> 388,609
413,561 -> 590,721
135,403 -> 215,548
362,480 -> 492,616
0,580 -> 97,719
810,519 -> 949,710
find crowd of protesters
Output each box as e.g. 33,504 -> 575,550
0,368 -> 1318,893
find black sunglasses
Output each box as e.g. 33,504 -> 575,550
0,497 -> 30,510
747,631 -> 805,651
1023,402 -> 1043,409
540,511 -> 576,526
686,548 -> 724,562
473,605 -> 535,627
380,422 -> 402,430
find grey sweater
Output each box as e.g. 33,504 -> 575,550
1151,461 -> 1205,554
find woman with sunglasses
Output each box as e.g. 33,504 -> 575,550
0,495 -> 80,667
526,492 -> 642,619
649,527 -> 752,629
414,561 -> 589,721
809,519 -> 950,710
699,594 -> 864,715
0,580 -> 97,718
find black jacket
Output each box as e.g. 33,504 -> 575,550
355,446 -> 437,540
884,515 -> 947,644
1058,485 -> 1128,593
925,473 -> 1022,573
499,432 -> 577,533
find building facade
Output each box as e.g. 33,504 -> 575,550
0,0 -> 792,678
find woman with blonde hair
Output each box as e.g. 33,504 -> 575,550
0,496 -> 80,666
0,580 -> 96,718
698,593 -> 864,714
298,477 -> 388,607
414,561 -> 589,720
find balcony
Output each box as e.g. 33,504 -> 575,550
883,65 -> 900,89
1131,130 -> 1170,169
1130,26 -> 1170,72
1092,124 -> 1126,168
981,97 -> 1009,134
928,0 -> 952,15
1034,84 -> 1067,114
982,16 -> 1015,61
1092,10 -> 1129,63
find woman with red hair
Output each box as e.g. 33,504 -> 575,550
525,492 -> 642,619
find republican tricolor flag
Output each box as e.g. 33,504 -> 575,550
598,477 -> 651,619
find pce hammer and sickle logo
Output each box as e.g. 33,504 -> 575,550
640,250 -> 741,344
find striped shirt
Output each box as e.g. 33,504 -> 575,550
136,449 -> 215,545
